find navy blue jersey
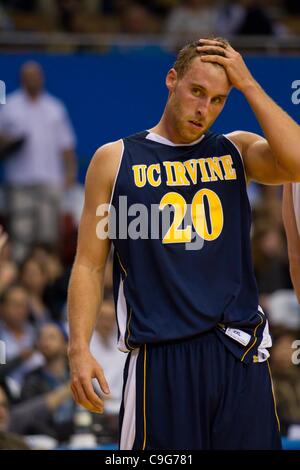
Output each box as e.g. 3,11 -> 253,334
111,130 -> 270,362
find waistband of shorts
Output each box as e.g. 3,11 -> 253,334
141,328 -> 216,350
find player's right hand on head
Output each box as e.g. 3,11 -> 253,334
69,349 -> 110,414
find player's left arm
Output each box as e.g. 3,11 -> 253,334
225,130 -> 296,185
198,38 -> 300,185
282,183 -> 300,303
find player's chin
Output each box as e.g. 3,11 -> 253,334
184,125 -> 204,141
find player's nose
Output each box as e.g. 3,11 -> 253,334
197,97 -> 210,116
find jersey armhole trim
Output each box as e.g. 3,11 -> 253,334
223,133 -> 248,185
109,139 -> 125,211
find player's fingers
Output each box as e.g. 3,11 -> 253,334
71,380 -> 86,405
200,55 -> 227,66
86,407 -> 103,413
71,382 -> 103,413
70,382 -> 80,404
81,378 -> 104,410
72,378 -> 100,411
94,367 -> 110,395
197,45 -> 230,56
198,38 -> 229,48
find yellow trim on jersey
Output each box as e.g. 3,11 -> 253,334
142,344 -> 147,450
241,313 -> 263,362
267,359 -> 281,432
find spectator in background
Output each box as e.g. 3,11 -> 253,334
0,3 -> 13,30
216,0 -> 247,36
0,284 -> 43,395
270,329 -> 300,435
267,289 -> 300,332
165,0 -> 218,48
252,187 -> 284,232
236,0 -> 275,36
20,256 -> 51,326
216,0 -> 285,37
0,240 -> 71,444
119,2 -> 159,34
283,0 -> 300,15
30,244 -> 71,321
3,0 -> 38,12
0,385 -> 29,450
0,61 -> 77,263
0,226 -> 18,297
135,0 -> 175,19
30,243 -> 65,281
55,0 -> 82,32
0,381 -> 72,448
252,222 -> 291,298
106,0 -> 175,18
21,323 -> 73,441
90,299 -> 126,440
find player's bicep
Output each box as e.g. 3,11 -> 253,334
283,184 -> 300,263
76,201 -> 111,273
245,138 -> 293,185
75,141 -> 122,271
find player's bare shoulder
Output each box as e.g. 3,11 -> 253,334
224,130 -> 265,156
85,139 -> 124,202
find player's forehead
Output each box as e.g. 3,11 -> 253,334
182,57 -> 231,95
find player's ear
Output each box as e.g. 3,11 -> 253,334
166,68 -> 177,92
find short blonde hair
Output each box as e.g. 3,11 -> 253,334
173,38 -> 230,78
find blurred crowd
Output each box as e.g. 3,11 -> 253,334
0,234 -> 120,449
251,184 -> 300,439
0,57 -> 299,449
0,0 -> 299,39
0,60 -> 125,449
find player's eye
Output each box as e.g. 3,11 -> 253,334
212,97 -> 222,104
192,88 -> 202,97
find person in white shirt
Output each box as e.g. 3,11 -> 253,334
90,299 -> 126,417
0,284 -> 44,395
282,183 -> 300,303
0,61 -> 77,263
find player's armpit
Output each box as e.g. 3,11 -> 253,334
228,131 -> 300,185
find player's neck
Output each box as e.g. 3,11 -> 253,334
150,113 -> 203,145
149,118 -> 181,144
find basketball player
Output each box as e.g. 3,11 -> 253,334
282,183 -> 300,303
68,38 -> 300,450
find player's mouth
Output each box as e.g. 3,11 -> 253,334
189,120 -> 203,129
